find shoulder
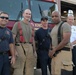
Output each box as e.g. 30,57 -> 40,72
35,28 -> 41,34
62,22 -> 70,26
14,21 -> 19,25
12,21 -> 20,34
13,21 -> 22,27
37,28 -> 42,32
62,22 -> 70,28
62,22 -> 71,32
13,21 -> 21,28
12,22 -> 19,30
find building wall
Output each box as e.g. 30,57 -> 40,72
61,0 -> 76,4
61,0 -> 76,25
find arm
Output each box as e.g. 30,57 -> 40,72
12,22 -> 18,56
31,26 -> 37,53
12,33 -> 18,56
33,37 -> 36,52
49,32 -> 71,58
54,32 -> 71,51
34,30 -> 38,52
33,30 -> 38,57
9,43 -> 15,57
49,23 -> 71,58
9,30 -> 16,65
32,30 -> 37,58
9,43 -> 15,65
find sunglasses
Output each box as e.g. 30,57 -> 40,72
0,16 -> 9,20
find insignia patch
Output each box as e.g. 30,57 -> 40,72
6,30 -> 10,35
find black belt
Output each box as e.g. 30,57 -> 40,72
15,42 -> 32,46
53,47 -> 70,57
0,51 -> 8,55
60,47 -> 70,51
23,42 -> 32,44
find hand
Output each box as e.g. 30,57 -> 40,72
11,56 -> 16,65
15,50 -> 18,57
49,49 -> 56,58
70,43 -> 73,49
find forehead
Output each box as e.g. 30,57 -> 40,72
52,12 -> 59,16
24,10 -> 31,14
68,16 -> 74,19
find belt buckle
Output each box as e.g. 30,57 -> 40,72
15,43 -> 20,46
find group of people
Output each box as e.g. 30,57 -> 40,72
0,8 -> 76,75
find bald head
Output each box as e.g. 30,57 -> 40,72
67,15 -> 74,26
51,11 -> 61,24
52,11 -> 61,16
23,9 -> 31,14
23,9 -> 31,21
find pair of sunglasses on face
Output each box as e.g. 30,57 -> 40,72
0,16 -> 9,20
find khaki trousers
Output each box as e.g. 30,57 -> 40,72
51,50 -> 73,75
12,43 -> 36,75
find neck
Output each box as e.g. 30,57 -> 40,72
68,23 -> 73,26
42,26 -> 48,29
23,19 -> 29,24
0,25 -> 6,28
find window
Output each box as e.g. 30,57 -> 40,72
0,0 -> 28,20
31,0 -> 57,23
0,0 -> 57,23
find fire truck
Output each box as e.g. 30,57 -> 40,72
0,0 -> 59,30
0,0 -> 59,71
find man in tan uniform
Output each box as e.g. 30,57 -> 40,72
12,9 -> 36,75
49,11 -> 73,75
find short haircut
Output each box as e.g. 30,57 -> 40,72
41,16 -> 48,21
0,11 -> 9,16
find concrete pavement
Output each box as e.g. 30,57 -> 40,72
34,68 -> 50,75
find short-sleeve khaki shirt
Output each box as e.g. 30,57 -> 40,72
50,21 -> 71,47
12,21 -> 33,42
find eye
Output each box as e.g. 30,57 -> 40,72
26,13 -> 31,15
